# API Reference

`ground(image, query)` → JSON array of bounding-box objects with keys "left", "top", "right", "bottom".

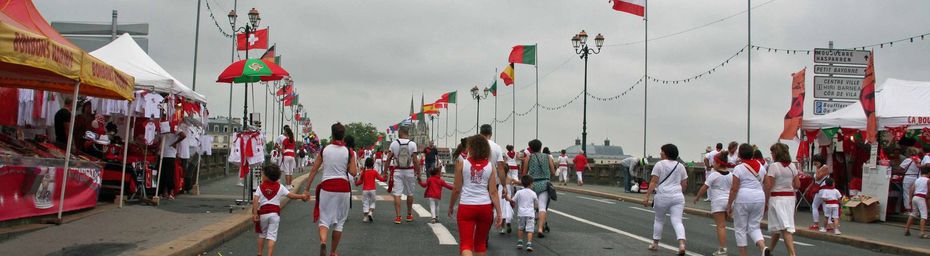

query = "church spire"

[{"left": 409, "top": 94, "right": 414, "bottom": 116}]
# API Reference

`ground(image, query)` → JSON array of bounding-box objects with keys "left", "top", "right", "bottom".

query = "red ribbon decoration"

[{"left": 885, "top": 125, "right": 909, "bottom": 142}]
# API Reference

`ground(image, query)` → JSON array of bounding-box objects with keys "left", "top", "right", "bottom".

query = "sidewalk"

[
  {"left": 0, "top": 168, "right": 309, "bottom": 256},
  {"left": 555, "top": 182, "right": 930, "bottom": 256}
]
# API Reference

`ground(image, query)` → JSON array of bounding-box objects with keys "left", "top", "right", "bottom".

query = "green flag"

[
  {"left": 489, "top": 80, "right": 498, "bottom": 97},
  {"left": 440, "top": 91, "right": 457, "bottom": 104}
]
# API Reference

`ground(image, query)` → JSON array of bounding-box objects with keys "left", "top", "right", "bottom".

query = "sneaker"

[
  {"left": 362, "top": 214, "right": 369, "bottom": 222},
  {"left": 526, "top": 242, "right": 534, "bottom": 252},
  {"left": 762, "top": 247, "right": 771, "bottom": 256},
  {"left": 516, "top": 240, "right": 523, "bottom": 249},
  {"left": 431, "top": 218, "right": 437, "bottom": 224},
  {"left": 499, "top": 227, "right": 506, "bottom": 234},
  {"left": 712, "top": 247, "right": 728, "bottom": 256},
  {"left": 406, "top": 215, "right": 414, "bottom": 222},
  {"left": 237, "top": 181, "right": 244, "bottom": 187},
  {"left": 834, "top": 229, "right": 842, "bottom": 235},
  {"left": 703, "top": 198, "right": 711, "bottom": 202},
  {"left": 819, "top": 227, "right": 827, "bottom": 232},
  {"left": 394, "top": 216, "right": 402, "bottom": 224}
]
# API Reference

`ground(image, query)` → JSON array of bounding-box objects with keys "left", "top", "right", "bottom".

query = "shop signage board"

[
  {"left": 813, "top": 48, "right": 871, "bottom": 65},
  {"left": 814, "top": 100, "right": 855, "bottom": 115},
  {"left": 814, "top": 76, "right": 863, "bottom": 99},
  {"left": 861, "top": 164, "right": 890, "bottom": 221},
  {"left": 814, "top": 65, "right": 867, "bottom": 76}
]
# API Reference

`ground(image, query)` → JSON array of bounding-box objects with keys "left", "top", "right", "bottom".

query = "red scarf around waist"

[{"left": 313, "top": 178, "right": 351, "bottom": 223}]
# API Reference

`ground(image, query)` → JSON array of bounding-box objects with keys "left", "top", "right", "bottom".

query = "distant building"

[
  {"left": 409, "top": 94, "right": 431, "bottom": 151},
  {"left": 564, "top": 138, "right": 631, "bottom": 164},
  {"left": 206, "top": 116, "right": 242, "bottom": 149}
]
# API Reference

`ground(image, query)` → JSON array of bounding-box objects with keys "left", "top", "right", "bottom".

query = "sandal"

[
  {"left": 320, "top": 243, "right": 327, "bottom": 256},
  {"left": 920, "top": 234, "right": 930, "bottom": 239},
  {"left": 647, "top": 244, "right": 658, "bottom": 251}
]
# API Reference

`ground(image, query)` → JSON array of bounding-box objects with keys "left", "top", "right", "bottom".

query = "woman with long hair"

[
  {"left": 694, "top": 151, "right": 733, "bottom": 256},
  {"left": 521, "top": 140, "right": 555, "bottom": 238},
  {"left": 808, "top": 154, "right": 831, "bottom": 231},
  {"left": 643, "top": 144, "right": 688, "bottom": 255},
  {"left": 302, "top": 123, "right": 358, "bottom": 256},
  {"left": 449, "top": 136, "right": 503, "bottom": 256},
  {"left": 727, "top": 143, "right": 770, "bottom": 256},
  {"left": 764, "top": 143, "right": 801, "bottom": 256},
  {"left": 280, "top": 126, "right": 298, "bottom": 189}
]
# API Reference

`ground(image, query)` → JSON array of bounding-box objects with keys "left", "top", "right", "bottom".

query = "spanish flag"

[{"left": 500, "top": 63, "right": 515, "bottom": 86}]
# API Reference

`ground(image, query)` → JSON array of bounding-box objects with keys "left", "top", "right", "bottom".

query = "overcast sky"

[{"left": 35, "top": 0, "right": 930, "bottom": 160}]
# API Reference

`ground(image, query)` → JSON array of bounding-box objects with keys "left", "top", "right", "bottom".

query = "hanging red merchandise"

[{"left": 0, "top": 88, "right": 18, "bottom": 126}]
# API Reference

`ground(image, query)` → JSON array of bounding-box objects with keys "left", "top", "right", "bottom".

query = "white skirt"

[{"left": 767, "top": 196, "right": 797, "bottom": 233}]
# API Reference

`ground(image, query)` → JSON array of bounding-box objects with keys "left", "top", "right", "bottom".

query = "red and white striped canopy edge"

[{"left": 612, "top": 0, "right": 645, "bottom": 17}]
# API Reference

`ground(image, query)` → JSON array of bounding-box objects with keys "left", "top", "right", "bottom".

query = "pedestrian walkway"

[
  {"left": 0, "top": 169, "right": 307, "bottom": 256},
  {"left": 555, "top": 183, "right": 930, "bottom": 256}
]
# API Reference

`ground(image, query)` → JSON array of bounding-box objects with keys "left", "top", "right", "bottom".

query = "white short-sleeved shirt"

[
  {"left": 901, "top": 158, "right": 921, "bottom": 176},
  {"left": 766, "top": 162, "right": 798, "bottom": 193},
  {"left": 513, "top": 188, "right": 538, "bottom": 217},
  {"left": 389, "top": 139, "right": 418, "bottom": 169},
  {"left": 915, "top": 177, "right": 929, "bottom": 196},
  {"left": 163, "top": 133, "right": 179, "bottom": 157},
  {"left": 705, "top": 150, "right": 720, "bottom": 168},
  {"left": 921, "top": 155, "right": 930, "bottom": 166},
  {"left": 142, "top": 93, "right": 164, "bottom": 118},
  {"left": 254, "top": 183, "right": 290, "bottom": 208},
  {"left": 176, "top": 124, "right": 191, "bottom": 159},
  {"left": 705, "top": 170, "right": 732, "bottom": 202},
  {"left": 727, "top": 153, "right": 740, "bottom": 165},
  {"left": 321, "top": 144, "right": 351, "bottom": 182},
  {"left": 733, "top": 161, "right": 767, "bottom": 204},
  {"left": 558, "top": 155, "right": 569, "bottom": 166},
  {"left": 487, "top": 139, "right": 504, "bottom": 168},
  {"left": 651, "top": 160, "right": 687, "bottom": 196},
  {"left": 459, "top": 158, "right": 493, "bottom": 206},
  {"left": 819, "top": 189, "right": 842, "bottom": 205}
]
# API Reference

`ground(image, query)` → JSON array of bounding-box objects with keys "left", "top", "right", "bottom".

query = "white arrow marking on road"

[
  {"left": 577, "top": 195, "right": 617, "bottom": 204},
  {"left": 711, "top": 225, "right": 815, "bottom": 247},
  {"left": 413, "top": 203, "right": 432, "bottom": 218},
  {"left": 629, "top": 207, "right": 689, "bottom": 219},
  {"left": 549, "top": 208, "right": 701, "bottom": 256},
  {"left": 428, "top": 223, "right": 458, "bottom": 245}
]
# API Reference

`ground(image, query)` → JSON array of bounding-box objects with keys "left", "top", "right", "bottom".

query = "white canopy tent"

[
  {"left": 802, "top": 78, "right": 930, "bottom": 130},
  {"left": 90, "top": 33, "right": 205, "bottom": 103}
]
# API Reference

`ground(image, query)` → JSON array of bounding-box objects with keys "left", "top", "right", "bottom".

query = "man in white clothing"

[{"left": 385, "top": 126, "right": 421, "bottom": 224}]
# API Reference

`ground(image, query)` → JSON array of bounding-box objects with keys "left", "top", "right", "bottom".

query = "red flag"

[
  {"left": 295, "top": 113, "right": 301, "bottom": 121},
  {"left": 236, "top": 28, "right": 269, "bottom": 50},
  {"left": 861, "top": 51, "right": 877, "bottom": 143},
  {"left": 276, "top": 83, "right": 292, "bottom": 96},
  {"left": 779, "top": 68, "right": 805, "bottom": 140},
  {"left": 611, "top": 0, "right": 645, "bottom": 17}
]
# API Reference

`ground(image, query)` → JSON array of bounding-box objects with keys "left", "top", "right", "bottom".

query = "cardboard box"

[{"left": 844, "top": 196, "right": 880, "bottom": 223}]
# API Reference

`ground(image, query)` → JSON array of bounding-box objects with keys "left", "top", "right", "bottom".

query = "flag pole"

[
  {"left": 455, "top": 103, "right": 458, "bottom": 144},
  {"left": 642, "top": 0, "right": 648, "bottom": 157},
  {"left": 535, "top": 43, "right": 539, "bottom": 139},
  {"left": 746, "top": 0, "right": 752, "bottom": 143},
  {"left": 494, "top": 68, "right": 498, "bottom": 139},
  {"left": 512, "top": 71, "right": 516, "bottom": 148},
  {"left": 445, "top": 106, "right": 449, "bottom": 149}
]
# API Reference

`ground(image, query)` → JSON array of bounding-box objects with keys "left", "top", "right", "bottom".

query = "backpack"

[{"left": 395, "top": 139, "right": 413, "bottom": 168}]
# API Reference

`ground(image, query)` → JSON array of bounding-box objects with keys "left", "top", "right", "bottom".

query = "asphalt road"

[{"left": 209, "top": 175, "right": 897, "bottom": 256}]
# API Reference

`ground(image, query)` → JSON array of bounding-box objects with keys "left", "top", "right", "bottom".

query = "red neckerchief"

[
  {"left": 330, "top": 140, "right": 346, "bottom": 146},
  {"left": 821, "top": 185, "right": 835, "bottom": 190},
  {"left": 779, "top": 161, "right": 791, "bottom": 167},
  {"left": 911, "top": 156, "right": 922, "bottom": 164},
  {"left": 743, "top": 159, "right": 762, "bottom": 176},
  {"left": 468, "top": 157, "right": 489, "bottom": 177},
  {"left": 259, "top": 181, "right": 280, "bottom": 200},
  {"left": 507, "top": 151, "right": 516, "bottom": 159}
]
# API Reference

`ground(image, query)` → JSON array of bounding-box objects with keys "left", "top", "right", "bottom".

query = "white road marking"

[
  {"left": 413, "top": 203, "right": 432, "bottom": 218},
  {"left": 428, "top": 223, "right": 458, "bottom": 245},
  {"left": 577, "top": 195, "right": 617, "bottom": 204},
  {"left": 711, "top": 225, "right": 815, "bottom": 247},
  {"left": 549, "top": 208, "right": 701, "bottom": 256},
  {"left": 377, "top": 181, "right": 388, "bottom": 187},
  {"left": 629, "top": 207, "right": 689, "bottom": 219}
]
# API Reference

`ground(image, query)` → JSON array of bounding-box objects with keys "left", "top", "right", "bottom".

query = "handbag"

[{"left": 547, "top": 182, "right": 558, "bottom": 201}]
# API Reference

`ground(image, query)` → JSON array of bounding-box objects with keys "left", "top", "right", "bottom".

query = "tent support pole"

[
  {"left": 57, "top": 81, "right": 82, "bottom": 223},
  {"left": 117, "top": 114, "right": 134, "bottom": 207}
]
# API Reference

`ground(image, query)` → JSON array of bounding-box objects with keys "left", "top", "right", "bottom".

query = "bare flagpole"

[
  {"left": 535, "top": 43, "right": 539, "bottom": 139},
  {"left": 494, "top": 68, "right": 498, "bottom": 139},
  {"left": 747, "top": 0, "right": 752, "bottom": 143},
  {"left": 642, "top": 0, "right": 648, "bottom": 156}
]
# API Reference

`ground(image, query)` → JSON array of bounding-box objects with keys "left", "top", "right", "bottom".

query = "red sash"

[
  {"left": 313, "top": 179, "right": 351, "bottom": 223},
  {"left": 771, "top": 191, "right": 795, "bottom": 197},
  {"left": 824, "top": 200, "right": 840, "bottom": 205},
  {"left": 916, "top": 194, "right": 927, "bottom": 199}
]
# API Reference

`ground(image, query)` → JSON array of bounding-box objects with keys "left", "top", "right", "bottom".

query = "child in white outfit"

[
  {"left": 817, "top": 178, "right": 843, "bottom": 235},
  {"left": 253, "top": 165, "right": 307, "bottom": 256},
  {"left": 512, "top": 175, "right": 539, "bottom": 252}
]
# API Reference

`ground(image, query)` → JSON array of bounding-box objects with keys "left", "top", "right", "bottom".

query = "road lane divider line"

[
  {"left": 549, "top": 208, "right": 701, "bottom": 256},
  {"left": 711, "top": 225, "right": 815, "bottom": 247},
  {"left": 428, "top": 223, "right": 458, "bottom": 245},
  {"left": 413, "top": 203, "right": 432, "bottom": 218},
  {"left": 629, "top": 207, "right": 689, "bottom": 219},
  {"left": 577, "top": 195, "right": 617, "bottom": 204}
]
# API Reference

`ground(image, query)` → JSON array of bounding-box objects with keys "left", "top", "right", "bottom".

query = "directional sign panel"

[
  {"left": 814, "top": 100, "right": 855, "bottom": 115},
  {"left": 814, "top": 48, "right": 871, "bottom": 65},
  {"left": 814, "top": 76, "right": 863, "bottom": 100},
  {"left": 813, "top": 65, "right": 867, "bottom": 76}
]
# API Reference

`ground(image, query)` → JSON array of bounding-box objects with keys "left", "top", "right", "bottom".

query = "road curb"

[
  {"left": 555, "top": 185, "right": 930, "bottom": 256},
  {"left": 138, "top": 171, "right": 312, "bottom": 256}
]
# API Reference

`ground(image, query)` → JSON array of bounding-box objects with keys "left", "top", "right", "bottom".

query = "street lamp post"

[
  {"left": 571, "top": 30, "right": 604, "bottom": 155},
  {"left": 470, "top": 86, "right": 489, "bottom": 134},
  {"left": 228, "top": 8, "right": 261, "bottom": 130}
]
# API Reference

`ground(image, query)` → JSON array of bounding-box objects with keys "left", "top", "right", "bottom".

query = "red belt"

[
  {"left": 824, "top": 200, "right": 840, "bottom": 204},
  {"left": 313, "top": 179, "right": 351, "bottom": 223},
  {"left": 559, "top": 164, "right": 568, "bottom": 167},
  {"left": 916, "top": 194, "right": 927, "bottom": 198},
  {"left": 508, "top": 166, "right": 519, "bottom": 170},
  {"left": 771, "top": 191, "right": 795, "bottom": 197}
]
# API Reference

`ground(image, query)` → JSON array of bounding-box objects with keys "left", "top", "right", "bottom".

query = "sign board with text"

[
  {"left": 814, "top": 48, "right": 871, "bottom": 65},
  {"left": 814, "top": 65, "right": 867, "bottom": 76},
  {"left": 814, "top": 76, "right": 863, "bottom": 99},
  {"left": 814, "top": 100, "right": 855, "bottom": 115}
]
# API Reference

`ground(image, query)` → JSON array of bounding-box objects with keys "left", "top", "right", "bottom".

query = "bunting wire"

[
  {"left": 752, "top": 31, "right": 930, "bottom": 53},
  {"left": 514, "top": 104, "right": 537, "bottom": 117},
  {"left": 539, "top": 90, "right": 584, "bottom": 110},
  {"left": 587, "top": 77, "right": 645, "bottom": 102},
  {"left": 647, "top": 45, "right": 748, "bottom": 85},
  {"left": 205, "top": 0, "right": 234, "bottom": 38},
  {"left": 494, "top": 112, "right": 513, "bottom": 124}
]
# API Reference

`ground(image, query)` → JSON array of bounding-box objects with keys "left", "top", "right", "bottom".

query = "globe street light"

[
  {"left": 471, "top": 86, "right": 490, "bottom": 134},
  {"left": 571, "top": 30, "right": 604, "bottom": 155},
  {"left": 228, "top": 8, "right": 261, "bottom": 130}
]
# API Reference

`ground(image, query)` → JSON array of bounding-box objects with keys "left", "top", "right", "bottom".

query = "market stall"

[{"left": 0, "top": 0, "right": 134, "bottom": 222}]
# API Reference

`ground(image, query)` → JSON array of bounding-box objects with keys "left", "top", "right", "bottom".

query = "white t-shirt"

[
  {"left": 459, "top": 158, "right": 493, "bottom": 205},
  {"left": 651, "top": 160, "right": 687, "bottom": 196},
  {"left": 254, "top": 183, "right": 290, "bottom": 208},
  {"left": 727, "top": 152, "right": 740, "bottom": 165},
  {"left": 487, "top": 139, "right": 504, "bottom": 169},
  {"left": 705, "top": 150, "right": 720, "bottom": 169},
  {"left": 389, "top": 139, "right": 418, "bottom": 169},
  {"left": 176, "top": 123, "right": 191, "bottom": 159},
  {"left": 513, "top": 188, "right": 538, "bottom": 217},
  {"left": 901, "top": 158, "right": 921, "bottom": 176},
  {"left": 557, "top": 155, "right": 569, "bottom": 166},
  {"left": 705, "top": 170, "right": 732, "bottom": 202},
  {"left": 732, "top": 161, "right": 767, "bottom": 204},
  {"left": 818, "top": 189, "right": 842, "bottom": 206},
  {"left": 766, "top": 163, "right": 798, "bottom": 193},
  {"left": 922, "top": 155, "right": 930, "bottom": 166},
  {"left": 321, "top": 144, "right": 351, "bottom": 182},
  {"left": 914, "top": 176, "right": 929, "bottom": 196},
  {"left": 142, "top": 93, "right": 164, "bottom": 118},
  {"left": 163, "top": 133, "right": 179, "bottom": 157}
]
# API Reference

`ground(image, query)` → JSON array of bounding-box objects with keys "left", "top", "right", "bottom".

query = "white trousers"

[
  {"left": 429, "top": 198, "right": 439, "bottom": 217},
  {"left": 912, "top": 196, "right": 928, "bottom": 219},
  {"left": 652, "top": 195, "right": 686, "bottom": 241},
  {"left": 497, "top": 186, "right": 514, "bottom": 222},
  {"left": 258, "top": 213, "right": 280, "bottom": 241},
  {"left": 904, "top": 176, "right": 918, "bottom": 211},
  {"left": 811, "top": 192, "right": 824, "bottom": 223},
  {"left": 362, "top": 190, "right": 376, "bottom": 213},
  {"left": 733, "top": 202, "right": 765, "bottom": 247},
  {"left": 576, "top": 171, "right": 584, "bottom": 183},
  {"left": 280, "top": 156, "right": 296, "bottom": 175},
  {"left": 318, "top": 190, "right": 350, "bottom": 232},
  {"left": 558, "top": 167, "right": 568, "bottom": 182}
]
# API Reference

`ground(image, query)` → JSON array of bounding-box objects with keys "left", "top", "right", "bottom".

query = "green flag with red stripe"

[{"left": 508, "top": 45, "right": 536, "bottom": 65}]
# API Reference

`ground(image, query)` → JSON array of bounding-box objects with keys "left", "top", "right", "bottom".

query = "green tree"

[{"left": 344, "top": 122, "right": 382, "bottom": 149}]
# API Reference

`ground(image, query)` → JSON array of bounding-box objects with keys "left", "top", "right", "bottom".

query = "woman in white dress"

[{"left": 764, "top": 143, "right": 801, "bottom": 256}]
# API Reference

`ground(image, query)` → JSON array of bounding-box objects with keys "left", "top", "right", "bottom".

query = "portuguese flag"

[
  {"left": 508, "top": 45, "right": 536, "bottom": 65},
  {"left": 500, "top": 63, "right": 515, "bottom": 86},
  {"left": 438, "top": 91, "right": 457, "bottom": 104},
  {"left": 489, "top": 79, "right": 498, "bottom": 97}
]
